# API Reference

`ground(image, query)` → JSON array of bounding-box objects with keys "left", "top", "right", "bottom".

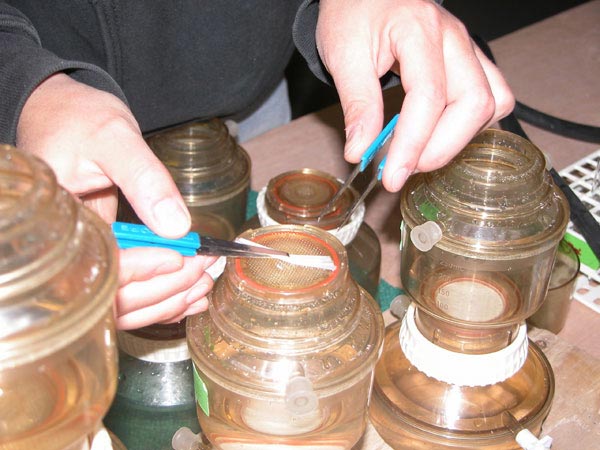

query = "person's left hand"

[{"left": 316, "top": 0, "right": 515, "bottom": 192}]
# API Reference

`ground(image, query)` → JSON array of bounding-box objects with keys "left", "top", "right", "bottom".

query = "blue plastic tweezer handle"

[
  {"left": 358, "top": 113, "right": 399, "bottom": 171},
  {"left": 111, "top": 222, "right": 289, "bottom": 258},
  {"left": 112, "top": 222, "right": 200, "bottom": 256}
]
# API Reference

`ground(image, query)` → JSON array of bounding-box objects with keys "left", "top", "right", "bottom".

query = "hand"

[
  {"left": 16, "top": 73, "right": 191, "bottom": 234},
  {"left": 316, "top": 0, "right": 515, "bottom": 192},
  {"left": 115, "top": 248, "right": 216, "bottom": 330},
  {"left": 16, "top": 73, "right": 213, "bottom": 329}
]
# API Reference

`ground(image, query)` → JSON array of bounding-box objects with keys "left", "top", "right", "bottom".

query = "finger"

[
  {"left": 381, "top": 28, "right": 447, "bottom": 192},
  {"left": 81, "top": 186, "right": 119, "bottom": 224},
  {"left": 116, "top": 273, "right": 214, "bottom": 330},
  {"left": 474, "top": 46, "right": 516, "bottom": 122},
  {"left": 414, "top": 34, "right": 496, "bottom": 172},
  {"left": 98, "top": 133, "right": 191, "bottom": 238},
  {"left": 116, "top": 254, "right": 214, "bottom": 315},
  {"left": 117, "top": 247, "right": 184, "bottom": 285},
  {"left": 326, "top": 41, "right": 385, "bottom": 164},
  {"left": 160, "top": 297, "right": 209, "bottom": 324}
]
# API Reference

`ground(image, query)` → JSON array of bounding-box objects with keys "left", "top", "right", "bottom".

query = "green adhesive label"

[
  {"left": 193, "top": 364, "right": 210, "bottom": 417},
  {"left": 565, "top": 231, "right": 600, "bottom": 270},
  {"left": 417, "top": 200, "right": 439, "bottom": 221}
]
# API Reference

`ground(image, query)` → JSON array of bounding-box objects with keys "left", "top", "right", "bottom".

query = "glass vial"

[
  {"left": 0, "top": 145, "right": 119, "bottom": 450},
  {"left": 187, "top": 225, "right": 384, "bottom": 449},
  {"left": 245, "top": 168, "right": 381, "bottom": 298}
]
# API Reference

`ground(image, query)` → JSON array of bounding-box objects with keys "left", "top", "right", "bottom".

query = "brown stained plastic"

[
  {"left": 247, "top": 168, "right": 381, "bottom": 298},
  {"left": 370, "top": 321, "right": 554, "bottom": 450},
  {"left": 369, "top": 130, "right": 570, "bottom": 449},
  {"left": 528, "top": 239, "right": 580, "bottom": 334},
  {"left": 187, "top": 225, "right": 384, "bottom": 449},
  {"left": 119, "top": 118, "right": 249, "bottom": 240},
  {"left": 111, "top": 119, "right": 249, "bottom": 449},
  {"left": 0, "top": 145, "right": 119, "bottom": 449},
  {"left": 147, "top": 119, "right": 250, "bottom": 238}
]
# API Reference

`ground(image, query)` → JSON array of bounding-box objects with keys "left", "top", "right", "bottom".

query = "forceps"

[
  {"left": 112, "top": 221, "right": 289, "bottom": 258},
  {"left": 318, "top": 114, "right": 400, "bottom": 226}
]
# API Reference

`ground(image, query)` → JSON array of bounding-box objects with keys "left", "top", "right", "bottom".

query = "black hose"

[
  {"left": 473, "top": 34, "right": 600, "bottom": 262},
  {"left": 471, "top": 34, "right": 600, "bottom": 143},
  {"left": 514, "top": 101, "right": 600, "bottom": 144}
]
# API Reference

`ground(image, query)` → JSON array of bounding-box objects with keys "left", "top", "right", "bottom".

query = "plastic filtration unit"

[{"left": 370, "top": 129, "right": 569, "bottom": 449}]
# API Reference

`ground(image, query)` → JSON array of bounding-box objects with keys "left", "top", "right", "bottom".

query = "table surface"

[{"left": 242, "top": 1, "right": 600, "bottom": 448}]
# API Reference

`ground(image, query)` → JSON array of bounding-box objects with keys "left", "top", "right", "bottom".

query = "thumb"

[{"left": 102, "top": 134, "right": 191, "bottom": 238}]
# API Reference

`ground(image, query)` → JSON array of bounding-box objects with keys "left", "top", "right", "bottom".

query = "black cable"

[
  {"left": 514, "top": 101, "right": 600, "bottom": 144},
  {"left": 473, "top": 34, "right": 600, "bottom": 262},
  {"left": 471, "top": 34, "right": 600, "bottom": 143}
]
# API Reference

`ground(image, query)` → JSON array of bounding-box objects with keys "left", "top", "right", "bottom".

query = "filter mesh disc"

[{"left": 236, "top": 231, "right": 338, "bottom": 291}]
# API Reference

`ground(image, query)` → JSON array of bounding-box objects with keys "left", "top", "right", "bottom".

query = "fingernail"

[
  {"left": 152, "top": 198, "right": 191, "bottom": 237},
  {"left": 344, "top": 123, "right": 363, "bottom": 157},
  {"left": 184, "top": 299, "right": 209, "bottom": 316},
  {"left": 185, "top": 283, "right": 211, "bottom": 305},
  {"left": 391, "top": 168, "right": 410, "bottom": 192}
]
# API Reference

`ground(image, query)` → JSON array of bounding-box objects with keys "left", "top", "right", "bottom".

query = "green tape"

[
  {"left": 377, "top": 280, "right": 405, "bottom": 311},
  {"left": 564, "top": 231, "right": 600, "bottom": 270},
  {"left": 193, "top": 364, "right": 210, "bottom": 417},
  {"left": 417, "top": 200, "right": 439, "bottom": 221},
  {"left": 246, "top": 190, "right": 258, "bottom": 220}
]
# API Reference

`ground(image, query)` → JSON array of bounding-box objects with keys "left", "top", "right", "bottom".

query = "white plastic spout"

[
  {"left": 515, "top": 429, "right": 553, "bottom": 450},
  {"left": 285, "top": 375, "right": 319, "bottom": 415},
  {"left": 389, "top": 294, "right": 411, "bottom": 320},
  {"left": 410, "top": 221, "right": 442, "bottom": 252},
  {"left": 172, "top": 427, "right": 212, "bottom": 450}
]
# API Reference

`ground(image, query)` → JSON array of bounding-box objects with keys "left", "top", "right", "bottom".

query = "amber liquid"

[
  {"left": 195, "top": 370, "right": 374, "bottom": 450},
  {"left": 369, "top": 321, "right": 553, "bottom": 450},
  {"left": 0, "top": 319, "right": 117, "bottom": 450}
]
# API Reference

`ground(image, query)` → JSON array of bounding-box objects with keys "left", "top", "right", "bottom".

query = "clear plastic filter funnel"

[
  {"left": 186, "top": 225, "right": 384, "bottom": 450},
  {"left": 0, "top": 145, "right": 119, "bottom": 449},
  {"left": 250, "top": 168, "right": 382, "bottom": 298},
  {"left": 370, "top": 129, "right": 570, "bottom": 449}
]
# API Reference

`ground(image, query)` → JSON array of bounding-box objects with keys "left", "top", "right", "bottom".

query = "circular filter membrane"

[{"left": 234, "top": 228, "right": 341, "bottom": 292}]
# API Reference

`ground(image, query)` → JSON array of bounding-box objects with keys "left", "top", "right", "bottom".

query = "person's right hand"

[{"left": 16, "top": 73, "right": 215, "bottom": 329}]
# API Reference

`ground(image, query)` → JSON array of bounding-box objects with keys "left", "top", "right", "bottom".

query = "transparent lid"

[
  {"left": 265, "top": 169, "right": 357, "bottom": 230},
  {"left": 0, "top": 145, "right": 118, "bottom": 368},
  {"left": 401, "top": 129, "right": 569, "bottom": 259},
  {"left": 146, "top": 119, "right": 250, "bottom": 201},
  {"left": 187, "top": 224, "right": 384, "bottom": 395}
]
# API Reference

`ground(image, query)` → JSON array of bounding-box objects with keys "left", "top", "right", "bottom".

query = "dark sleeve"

[
  {"left": 293, "top": 0, "right": 442, "bottom": 88},
  {"left": 0, "top": 3, "right": 127, "bottom": 144}
]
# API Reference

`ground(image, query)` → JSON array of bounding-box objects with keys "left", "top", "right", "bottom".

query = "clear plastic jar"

[
  {"left": 370, "top": 318, "right": 554, "bottom": 450},
  {"left": 108, "top": 118, "right": 250, "bottom": 447},
  {"left": 245, "top": 168, "right": 381, "bottom": 298},
  {"left": 146, "top": 118, "right": 250, "bottom": 237},
  {"left": 187, "top": 225, "right": 384, "bottom": 449},
  {"left": 103, "top": 322, "right": 199, "bottom": 450},
  {"left": 0, "top": 145, "right": 119, "bottom": 449},
  {"left": 370, "top": 129, "right": 569, "bottom": 449},
  {"left": 118, "top": 118, "right": 249, "bottom": 239}
]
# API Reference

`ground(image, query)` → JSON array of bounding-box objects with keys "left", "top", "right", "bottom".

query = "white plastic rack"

[{"left": 558, "top": 149, "right": 600, "bottom": 314}]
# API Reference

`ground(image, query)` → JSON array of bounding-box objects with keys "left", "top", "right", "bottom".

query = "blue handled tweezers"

[
  {"left": 318, "top": 114, "right": 399, "bottom": 224},
  {"left": 112, "top": 222, "right": 289, "bottom": 258}
]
